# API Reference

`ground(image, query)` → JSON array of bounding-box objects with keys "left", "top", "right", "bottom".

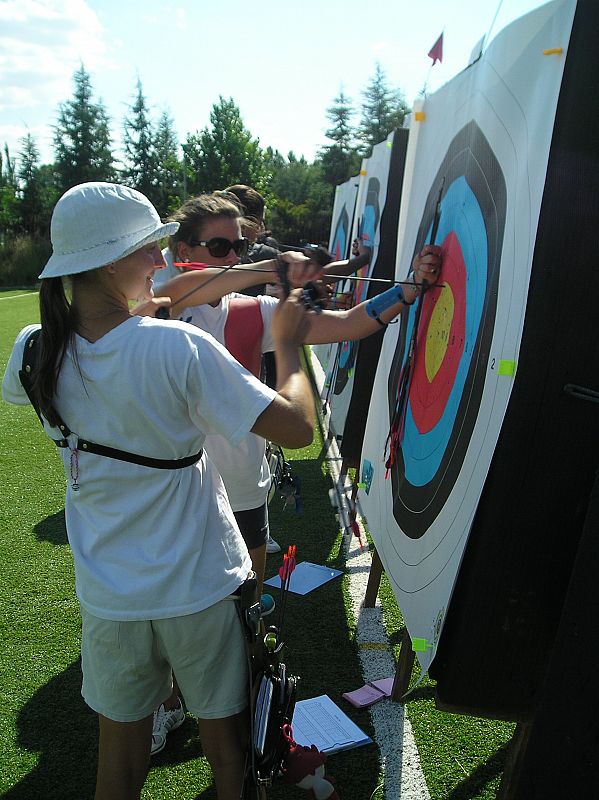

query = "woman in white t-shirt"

[{"left": 1, "top": 182, "right": 314, "bottom": 800}]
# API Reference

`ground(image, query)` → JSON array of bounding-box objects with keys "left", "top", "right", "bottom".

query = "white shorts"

[{"left": 80, "top": 597, "right": 248, "bottom": 721}]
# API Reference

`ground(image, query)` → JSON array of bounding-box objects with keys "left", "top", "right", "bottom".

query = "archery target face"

[
  {"left": 331, "top": 207, "right": 349, "bottom": 262},
  {"left": 334, "top": 177, "right": 381, "bottom": 395},
  {"left": 327, "top": 176, "right": 359, "bottom": 259},
  {"left": 388, "top": 121, "right": 505, "bottom": 537},
  {"left": 314, "top": 178, "right": 360, "bottom": 376}
]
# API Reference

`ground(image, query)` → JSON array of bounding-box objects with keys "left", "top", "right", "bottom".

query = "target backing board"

[
  {"left": 359, "top": 0, "right": 577, "bottom": 674},
  {"left": 325, "top": 130, "right": 409, "bottom": 456},
  {"left": 431, "top": 0, "right": 599, "bottom": 719}
]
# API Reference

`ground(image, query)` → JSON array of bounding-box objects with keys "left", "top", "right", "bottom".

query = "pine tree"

[
  {"left": 183, "top": 97, "right": 265, "bottom": 195},
  {"left": 357, "top": 63, "right": 410, "bottom": 155},
  {"left": 53, "top": 64, "right": 115, "bottom": 193},
  {"left": 17, "top": 134, "right": 58, "bottom": 238},
  {"left": 0, "top": 144, "right": 20, "bottom": 240},
  {"left": 318, "top": 88, "right": 361, "bottom": 187},
  {"left": 18, "top": 133, "right": 42, "bottom": 236},
  {"left": 153, "top": 111, "right": 184, "bottom": 217},
  {"left": 325, "top": 89, "right": 355, "bottom": 152},
  {"left": 122, "top": 79, "right": 158, "bottom": 202}
]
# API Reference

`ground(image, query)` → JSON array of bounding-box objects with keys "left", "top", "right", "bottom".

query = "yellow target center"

[{"left": 425, "top": 284, "right": 454, "bottom": 383}]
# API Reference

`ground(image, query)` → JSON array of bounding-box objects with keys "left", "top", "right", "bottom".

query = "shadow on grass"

[
  {"left": 445, "top": 742, "right": 510, "bottom": 800},
  {"left": 4, "top": 660, "right": 210, "bottom": 800},
  {"left": 3, "top": 660, "right": 97, "bottom": 800},
  {"left": 404, "top": 685, "right": 437, "bottom": 703},
  {"left": 33, "top": 509, "right": 67, "bottom": 546},
  {"left": 194, "top": 787, "right": 217, "bottom": 800}
]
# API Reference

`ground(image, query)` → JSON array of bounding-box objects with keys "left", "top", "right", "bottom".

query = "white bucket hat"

[{"left": 39, "top": 182, "right": 179, "bottom": 279}]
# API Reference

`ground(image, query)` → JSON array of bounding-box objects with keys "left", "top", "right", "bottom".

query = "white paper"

[
  {"left": 291, "top": 694, "right": 372, "bottom": 754},
  {"left": 263, "top": 561, "right": 343, "bottom": 596}
]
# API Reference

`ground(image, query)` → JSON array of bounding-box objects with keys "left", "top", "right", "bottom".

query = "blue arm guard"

[{"left": 365, "top": 284, "right": 406, "bottom": 326}]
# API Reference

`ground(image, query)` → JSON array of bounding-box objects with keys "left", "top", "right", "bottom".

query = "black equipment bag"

[
  {"left": 252, "top": 660, "right": 298, "bottom": 781},
  {"left": 237, "top": 572, "right": 299, "bottom": 798}
]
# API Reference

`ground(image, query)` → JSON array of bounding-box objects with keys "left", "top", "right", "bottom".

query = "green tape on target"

[
  {"left": 412, "top": 637, "right": 433, "bottom": 652},
  {"left": 498, "top": 359, "right": 516, "bottom": 376}
]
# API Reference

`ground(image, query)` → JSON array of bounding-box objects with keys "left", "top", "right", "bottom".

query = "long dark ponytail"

[{"left": 31, "top": 277, "right": 80, "bottom": 427}]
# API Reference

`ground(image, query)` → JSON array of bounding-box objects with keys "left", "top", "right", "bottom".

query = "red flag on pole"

[{"left": 428, "top": 32, "right": 443, "bottom": 65}]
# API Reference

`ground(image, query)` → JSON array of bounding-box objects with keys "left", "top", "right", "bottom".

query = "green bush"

[{"left": 0, "top": 236, "right": 51, "bottom": 287}]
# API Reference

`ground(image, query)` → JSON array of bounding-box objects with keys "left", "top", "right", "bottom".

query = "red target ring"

[{"left": 411, "top": 231, "right": 467, "bottom": 434}]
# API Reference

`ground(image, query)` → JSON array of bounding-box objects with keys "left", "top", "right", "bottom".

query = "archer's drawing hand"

[
  {"left": 272, "top": 288, "right": 311, "bottom": 347},
  {"left": 413, "top": 244, "right": 442, "bottom": 285},
  {"left": 282, "top": 251, "right": 323, "bottom": 288},
  {"left": 270, "top": 252, "right": 323, "bottom": 297}
]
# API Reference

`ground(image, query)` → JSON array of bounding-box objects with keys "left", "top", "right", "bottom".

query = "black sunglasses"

[{"left": 188, "top": 236, "right": 249, "bottom": 259}]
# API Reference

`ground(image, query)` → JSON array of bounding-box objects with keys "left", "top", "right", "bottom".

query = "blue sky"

[{"left": 0, "top": 0, "right": 547, "bottom": 167}]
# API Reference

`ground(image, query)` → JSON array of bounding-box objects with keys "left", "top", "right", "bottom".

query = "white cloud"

[
  {"left": 0, "top": 0, "right": 59, "bottom": 23},
  {"left": 371, "top": 41, "right": 388, "bottom": 54},
  {"left": 163, "top": 5, "right": 188, "bottom": 30},
  {"left": 0, "top": 121, "right": 52, "bottom": 156},
  {"left": 0, "top": 0, "right": 112, "bottom": 114}
]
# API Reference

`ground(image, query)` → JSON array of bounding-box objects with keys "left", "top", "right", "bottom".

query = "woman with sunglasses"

[
  {"left": 2, "top": 182, "right": 314, "bottom": 800},
  {"left": 160, "top": 193, "right": 441, "bottom": 601},
  {"left": 151, "top": 192, "right": 254, "bottom": 292},
  {"left": 163, "top": 193, "right": 292, "bottom": 603}
]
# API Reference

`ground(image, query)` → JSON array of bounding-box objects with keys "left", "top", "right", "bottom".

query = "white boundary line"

[
  {"left": 308, "top": 348, "right": 430, "bottom": 800},
  {"left": 0, "top": 291, "right": 38, "bottom": 301}
]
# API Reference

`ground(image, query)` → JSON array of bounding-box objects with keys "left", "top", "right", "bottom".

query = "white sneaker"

[
  {"left": 266, "top": 534, "right": 281, "bottom": 554},
  {"left": 151, "top": 699, "right": 186, "bottom": 756}
]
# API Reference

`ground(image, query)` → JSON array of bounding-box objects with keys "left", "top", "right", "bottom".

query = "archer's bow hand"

[
  {"left": 413, "top": 244, "right": 443, "bottom": 287},
  {"left": 272, "top": 288, "right": 311, "bottom": 348}
]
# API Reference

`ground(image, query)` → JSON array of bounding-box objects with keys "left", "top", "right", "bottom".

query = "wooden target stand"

[
  {"left": 362, "top": 541, "right": 416, "bottom": 702},
  {"left": 340, "top": 453, "right": 417, "bottom": 704}
]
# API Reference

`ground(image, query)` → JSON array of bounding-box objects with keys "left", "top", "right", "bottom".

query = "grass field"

[{"left": 0, "top": 289, "right": 514, "bottom": 799}]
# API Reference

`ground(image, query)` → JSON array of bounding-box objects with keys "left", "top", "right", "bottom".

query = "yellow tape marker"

[
  {"left": 360, "top": 169, "right": 367, "bottom": 176},
  {"left": 387, "top": 140, "right": 393, "bottom": 148},
  {"left": 543, "top": 47, "right": 563, "bottom": 55},
  {"left": 359, "top": 642, "right": 390, "bottom": 651},
  {"left": 498, "top": 359, "right": 516, "bottom": 377},
  {"left": 414, "top": 111, "right": 426, "bottom": 122}
]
